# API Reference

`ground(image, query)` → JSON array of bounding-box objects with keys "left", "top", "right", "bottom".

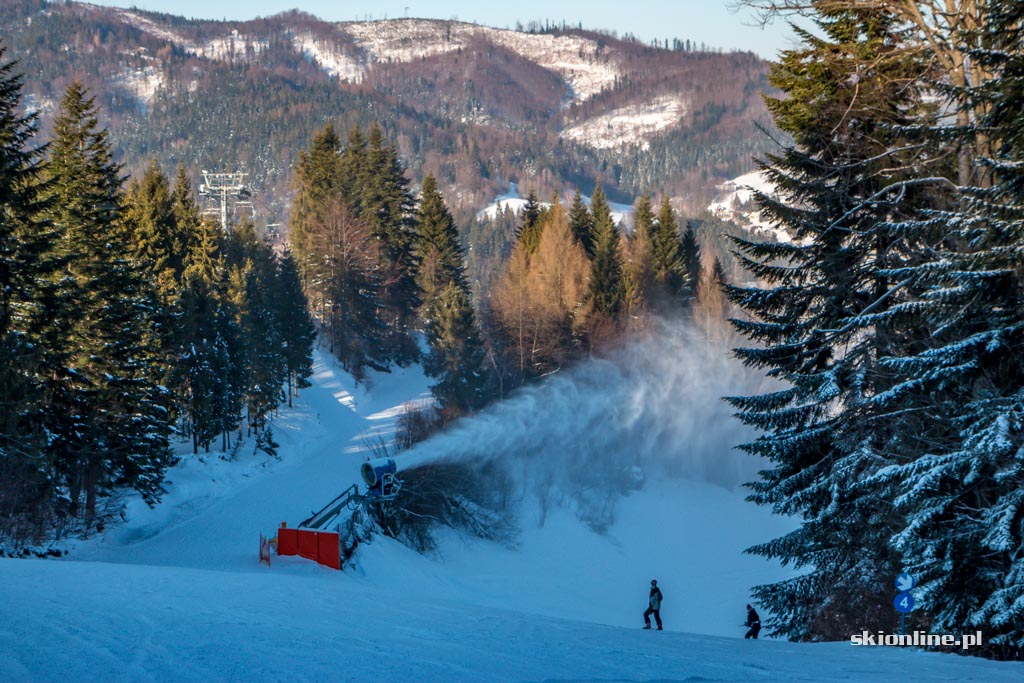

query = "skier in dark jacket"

[
  {"left": 643, "top": 580, "right": 663, "bottom": 630},
  {"left": 744, "top": 604, "right": 761, "bottom": 639}
]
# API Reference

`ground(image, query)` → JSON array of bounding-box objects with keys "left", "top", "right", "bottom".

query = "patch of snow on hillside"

[
  {"left": 190, "top": 31, "right": 268, "bottom": 61},
  {"left": 22, "top": 93, "right": 56, "bottom": 116},
  {"left": 485, "top": 31, "right": 617, "bottom": 101},
  {"left": 709, "top": 170, "right": 792, "bottom": 243},
  {"left": 344, "top": 19, "right": 469, "bottom": 63},
  {"left": 561, "top": 95, "right": 687, "bottom": 150},
  {"left": 342, "top": 20, "right": 617, "bottom": 102},
  {"left": 112, "top": 65, "right": 164, "bottom": 110},
  {"left": 115, "top": 9, "right": 191, "bottom": 47},
  {"left": 116, "top": 11, "right": 266, "bottom": 62},
  {"left": 477, "top": 183, "right": 632, "bottom": 227},
  {"left": 477, "top": 197, "right": 533, "bottom": 221},
  {"left": 291, "top": 33, "right": 365, "bottom": 81}
]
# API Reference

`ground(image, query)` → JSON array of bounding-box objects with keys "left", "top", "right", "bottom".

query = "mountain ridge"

[{"left": 2, "top": 0, "right": 777, "bottom": 225}]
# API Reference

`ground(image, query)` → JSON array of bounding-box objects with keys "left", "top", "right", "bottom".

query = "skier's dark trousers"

[
  {"left": 643, "top": 580, "right": 663, "bottom": 630},
  {"left": 744, "top": 604, "right": 761, "bottom": 639}
]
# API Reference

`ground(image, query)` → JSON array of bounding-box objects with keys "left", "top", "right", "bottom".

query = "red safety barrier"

[
  {"left": 297, "top": 529, "right": 319, "bottom": 562},
  {"left": 317, "top": 531, "right": 341, "bottom": 570},
  {"left": 275, "top": 526, "right": 340, "bottom": 570},
  {"left": 277, "top": 527, "right": 297, "bottom": 556}
]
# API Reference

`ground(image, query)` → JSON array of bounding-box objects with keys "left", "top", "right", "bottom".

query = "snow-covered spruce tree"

[
  {"left": 0, "top": 43, "right": 59, "bottom": 541},
  {"left": 875, "top": 1, "right": 1024, "bottom": 658},
  {"left": 725, "top": 9, "right": 943, "bottom": 640},
  {"left": 42, "top": 82, "right": 172, "bottom": 517}
]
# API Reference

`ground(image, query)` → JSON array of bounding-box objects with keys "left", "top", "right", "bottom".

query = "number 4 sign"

[{"left": 894, "top": 591, "right": 914, "bottom": 613}]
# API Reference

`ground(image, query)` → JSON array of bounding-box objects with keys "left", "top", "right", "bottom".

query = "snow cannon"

[{"left": 361, "top": 457, "right": 401, "bottom": 500}]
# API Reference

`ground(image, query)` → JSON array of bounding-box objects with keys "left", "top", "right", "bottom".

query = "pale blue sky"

[{"left": 87, "top": 0, "right": 795, "bottom": 58}]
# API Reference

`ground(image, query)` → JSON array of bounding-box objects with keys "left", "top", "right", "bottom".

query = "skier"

[
  {"left": 744, "top": 603, "right": 761, "bottom": 639},
  {"left": 643, "top": 579, "right": 663, "bottom": 630}
]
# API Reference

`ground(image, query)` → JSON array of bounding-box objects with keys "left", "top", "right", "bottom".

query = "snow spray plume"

[{"left": 401, "top": 318, "right": 768, "bottom": 526}]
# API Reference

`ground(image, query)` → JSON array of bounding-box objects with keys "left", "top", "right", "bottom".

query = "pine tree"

[
  {"left": 724, "top": 10, "right": 939, "bottom": 640},
  {"left": 416, "top": 174, "right": 468, "bottom": 323},
  {"left": 124, "top": 159, "right": 185, "bottom": 410},
  {"left": 171, "top": 164, "right": 200, "bottom": 260},
  {"left": 339, "top": 125, "right": 368, "bottom": 212},
  {"left": 173, "top": 217, "right": 233, "bottom": 453},
  {"left": 290, "top": 123, "right": 342, "bottom": 297},
  {"left": 290, "top": 124, "right": 393, "bottom": 379},
  {"left": 568, "top": 188, "right": 595, "bottom": 258},
  {"left": 225, "top": 221, "right": 288, "bottom": 433},
  {"left": 125, "top": 159, "right": 180, "bottom": 289},
  {"left": 273, "top": 251, "right": 315, "bottom": 407},
  {"left": 623, "top": 194, "right": 656, "bottom": 317},
  {"left": 516, "top": 189, "right": 544, "bottom": 255},
  {"left": 0, "top": 42, "right": 57, "bottom": 537},
  {"left": 423, "top": 281, "right": 486, "bottom": 413},
  {"left": 415, "top": 175, "right": 487, "bottom": 412},
  {"left": 587, "top": 184, "right": 625, "bottom": 317},
  {"left": 651, "top": 196, "right": 687, "bottom": 304},
  {"left": 43, "top": 81, "right": 172, "bottom": 515},
  {"left": 362, "top": 123, "right": 419, "bottom": 365},
  {"left": 680, "top": 220, "right": 702, "bottom": 301}
]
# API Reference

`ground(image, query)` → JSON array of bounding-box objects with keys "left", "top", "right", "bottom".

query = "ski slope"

[
  {"left": 2, "top": 343, "right": 1022, "bottom": 680},
  {"left": 4, "top": 556, "right": 1019, "bottom": 682}
]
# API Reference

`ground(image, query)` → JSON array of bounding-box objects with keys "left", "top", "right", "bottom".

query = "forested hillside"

[{"left": 0, "top": 0, "right": 775, "bottom": 221}]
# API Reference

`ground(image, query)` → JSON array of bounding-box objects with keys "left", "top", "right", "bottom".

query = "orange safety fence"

[{"left": 274, "top": 524, "right": 340, "bottom": 570}]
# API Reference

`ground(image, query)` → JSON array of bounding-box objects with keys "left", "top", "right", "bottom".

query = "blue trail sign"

[{"left": 894, "top": 591, "right": 915, "bottom": 614}]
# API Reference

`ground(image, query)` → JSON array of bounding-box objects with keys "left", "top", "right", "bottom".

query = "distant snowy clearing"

[
  {"left": 342, "top": 19, "right": 618, "bottom": 101},
  {"left": 709, "top": 170, "right": 794, "bottom": 243},
  {"left": 561, "top": 95, "right": 688, "bottom": 150},
  {"left": 477, "top": 183, "right": 633, "bottom": 227}
]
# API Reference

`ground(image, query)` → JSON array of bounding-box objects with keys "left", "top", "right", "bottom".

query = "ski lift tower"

[{"left": 199, "top": 170, "right": 253, "bottom": 232}]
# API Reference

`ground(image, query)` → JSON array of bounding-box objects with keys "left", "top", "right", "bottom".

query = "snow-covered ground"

[
  {"left": 477, "top": 183, "right": 634, "bottom": 228},
  {"left": 113, "top": 11, "right": 619, "bottom": 102},
  {"left": 561, "top": 95, "right": 688, "bottom": 150},
  {"left": 708, "top": 170, "right": 793, "bottom": 243},
  {"left": 2, "top": 335, "right": 1021, "bottom": 680},
  {"left": 115, "top": 10, "right": 267, "bottom": 62},
  {"left": 290, "top": 32, "right": 364, "bottom": 82},
  {"left": 112, "top": 65, "right": 164, "bottom": 111},
  {"left": 4, "top": 556, "right": 1019, "bottom": 682},
  {"left": 342, "top": 19, "right": 617, "bottom": 102}
]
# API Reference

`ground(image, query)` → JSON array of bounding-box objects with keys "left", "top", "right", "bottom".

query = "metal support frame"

[{"left": 198, "top": 170, "right": 253, "bottom": 232}]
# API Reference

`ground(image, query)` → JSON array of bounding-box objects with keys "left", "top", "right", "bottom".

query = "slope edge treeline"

[{"left": 0, "top": 46, "right": 315, "bottom": 550}]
